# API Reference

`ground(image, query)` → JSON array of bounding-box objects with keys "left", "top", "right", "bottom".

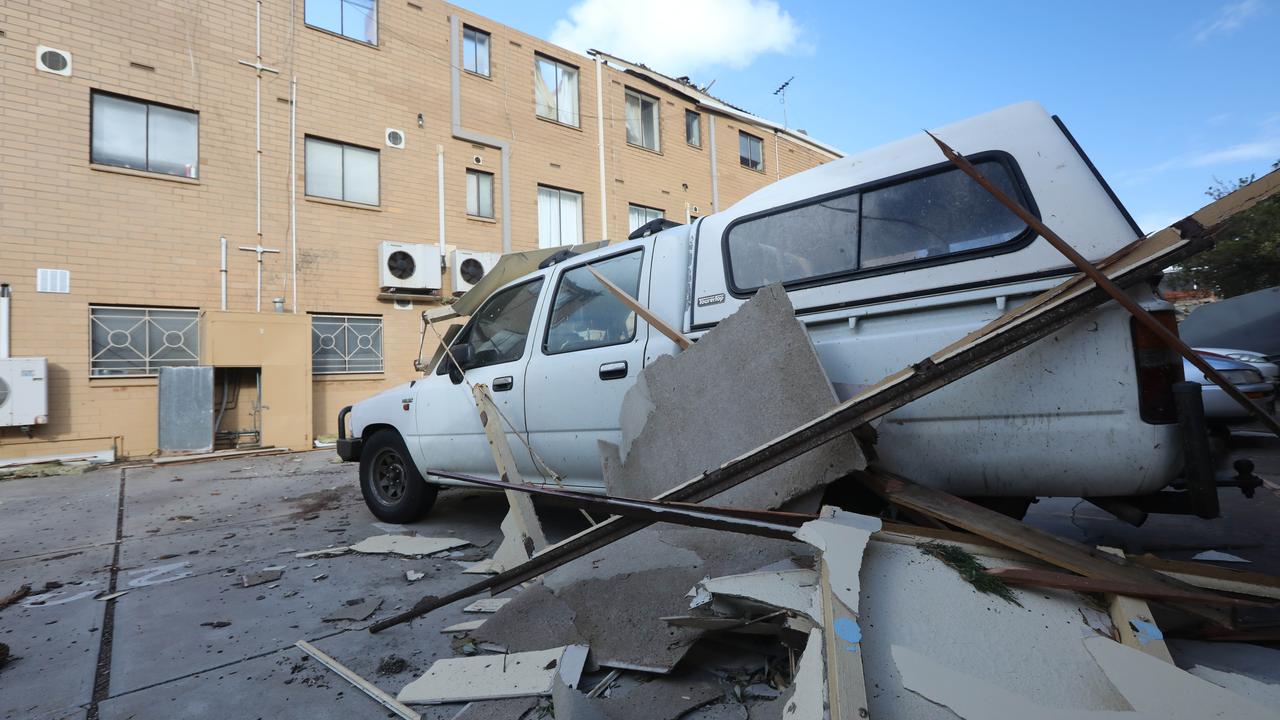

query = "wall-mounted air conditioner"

[
  {"left": 449, "top": 249, "right": 500, "bottom": 295},
  {"left": 379, "top": 241, "right": 441, "bottom": 292},
  {"left": 36, "top": 46, "right": 72, "bottom": 76},
  {"left": 385, "top": 128, "right": 405, "bottom": 149},
  {"left": 0, "top": 357, "right": 48, "bottom": 428}
]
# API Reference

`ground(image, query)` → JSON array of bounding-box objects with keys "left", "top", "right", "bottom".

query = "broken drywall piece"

[
  {"left": 697, "top": 569, "right": 820, "bottom": 624},
  {"left": 1078, "top": 607, "right": 1116, "bottom": 639},
  {"left": 1083, "top": 636, "right": 1273, "bottom": 719},
  {"left": 295, "top": 546, "right": 353, "bottom": 558},
  {"left": 396, "top": 645, "right": 587, "bottom": 704},
  {"left": 464, "top": 511, "right": 537, "bottom": 575},
  {"left": 406, "top": 570, "right": 426, "bottom": 582},
  {"left": 324, "top": 597, "right": 384, "bottom": 622},
  {"left": 687, "top": 581, "right": 713, "bottom": 610},
  {"left": 450, "top": 697, "right": 540, "bottom": 720},
  {"left": 794, "top": 509, "right": 882, "bottom": 612},
  {"left": 1168, "top": 638, "right": 1280, "bottom": 706},
  {"left": 463, "top": 597, "right": 511, "bottom": 613},
  {"left": 350, "top": 535, "right": 469, "bottom": 557},
  {"left": 1188, "top": 664, "right": 1280, "bottom": 708},
  {"left": 1191, "top": 550, "right": 1251, "bottom": 563},
  {"left": 441, "top": 619, "right": 486, "bottom": 633},
  {"left": 241, "top": 569, "right": 284, "bottom": 587},
  {"left": 783, "top": 628, "right": 826, "bottom": 719}
]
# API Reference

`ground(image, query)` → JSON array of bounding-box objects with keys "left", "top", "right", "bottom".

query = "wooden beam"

[
  {"left": 985, "top": 567, "right": 1273, "bottom": 608},
  {"left": 588, "top": 266, "right": 692, "bottom": 350},
  {"left": 468, "top": 384, "right": 547, "bottom": 574},
  {"left": 295, "top": 640, "right": 421, "bottom": 720}
]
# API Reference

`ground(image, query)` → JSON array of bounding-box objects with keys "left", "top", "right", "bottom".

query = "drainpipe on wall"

[
  {"left": 594, "top": 54, "right": 608, "bottom": 240},
  {"left": 0, "top": 283, "right": 11, "bottom": 360},
  {"left": 437, "top": 144, "right": 447, "bottom": 262},
  {"left": 219, "top": 236, "right": 228, "bottom": 310},
  {"left": 289, "top": 76, "right": 298, "bottom": 313},
  {"left": 449, "top": 14, "right": 511, "bottom": 253},
  {"left": 708, "top": 115, "right": 720, "bottom": 212},
  {"left": 773, "top": 130, "right": 781, "bottom": 180}
]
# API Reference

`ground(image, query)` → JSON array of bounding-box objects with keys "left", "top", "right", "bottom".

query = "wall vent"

[
  {"left": 36, "top": 268, "right": 70, "bottom": 294},
  {"left": 385, "top": 128, "right": 405, "bottom": 149},
  {"left": 36, "top": 46, "right": 72, "bottom": 76}
]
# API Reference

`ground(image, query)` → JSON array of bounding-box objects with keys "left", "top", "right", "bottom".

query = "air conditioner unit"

[
  {"left": 36, "top": 46, "right": 72, "bottom": 76},
  {"left": 379, "top": 241, "right": 441, "bottom": 292},
  {"left": 385, "top": 128, "right": 405, "bottom": 149},
  {"left": 449, "top": 249, "right": 500, "bottom": 295},
  {"left": 0, "top": 357, "right": 48, "bottom": 428}
]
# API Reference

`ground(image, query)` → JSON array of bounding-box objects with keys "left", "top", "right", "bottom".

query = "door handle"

[
  {"left": 493, "top": 376, "right": 514, "bottom": 392},
  {"left": 599, "top": 361, "right": 628, "bottom": 381}
]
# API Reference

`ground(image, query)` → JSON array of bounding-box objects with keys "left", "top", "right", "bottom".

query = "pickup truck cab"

[{"left": 339, "top": 102, "right": 1189, "bottom": 523}]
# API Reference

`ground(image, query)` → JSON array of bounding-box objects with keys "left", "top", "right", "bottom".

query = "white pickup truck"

[{"left": 338, "top": 102, "right": 1199, "bottom": 523}]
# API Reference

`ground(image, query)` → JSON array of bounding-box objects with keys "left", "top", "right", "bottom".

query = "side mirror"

[{"left": 446, "top": 344, "right": 474, "bottom": 385}]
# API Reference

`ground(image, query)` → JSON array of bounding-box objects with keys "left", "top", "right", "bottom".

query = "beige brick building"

[{"left": 0, "top": 0, "right": 840, "bottom": 461}]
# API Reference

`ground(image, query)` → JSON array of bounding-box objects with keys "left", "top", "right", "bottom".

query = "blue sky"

[{"left": 463, "top": 0, "right": 1279, "bottom": 233}]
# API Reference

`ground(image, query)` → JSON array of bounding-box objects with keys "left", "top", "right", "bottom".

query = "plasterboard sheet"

[
  {"left": 350, "top": 535, "right": 469, "bottom": 557},
  {"left": 397, "top": 645, "right": 586, "bottom": 705}
]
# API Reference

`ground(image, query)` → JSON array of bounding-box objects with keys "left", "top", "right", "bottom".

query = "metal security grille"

[
  {"left": 89, "top": 307, "right": 199, "bottom": 377},
  {"left": 311, "top": 314, "right": 383, "bottom": 374}
]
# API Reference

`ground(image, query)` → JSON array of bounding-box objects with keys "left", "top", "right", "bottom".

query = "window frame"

[
  {"left": 89, "top": 90, "right": 200, "bottom": 179},
  {"left": 462, "top": 25, "right": 491, "bottom": 77},
  {"left": 540, "top": 249, "right": 646, "bottom": 356},
  {"left": 466, "top": 168, "right": 495, "bottom": 218},
  {"left": 536, "top": 184, "right": 584, "bottom": 249},
  {"left": 719, "top": 151, "right": 1039, "bottom": 297},
  {"left": 88, "top": 305, "right": 200, "bottom": 378},
  {"left": 310, "top": 313, "right": 385, "bottom": 375},
  {"left": 685, "top": 109, "right": 701, "bottom": 148},
  {"left": 624, "top": 87, "right": 661, "bottom": 152},
  {"left": 739, "top": 130, "right": 764, "bottom": 172},
  {"left": 304, "top": 0, "right": 379, "bottom": 46},
  {"left": 304, "top": 135, "right": 381, "bottom": 206},
  {"left": 533, "top": 53, "right": 580, "bottom": 128},
  {"left": 436, "top": 277, "right": 546, "bottom": 375},
  {"left": 627, "top": 203, "right": 664, "bottom": 233}
]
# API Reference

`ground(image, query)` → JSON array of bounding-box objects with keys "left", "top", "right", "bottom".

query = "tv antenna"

[{"left": 773, "top": 76, "right": 794, "bottom": 128}]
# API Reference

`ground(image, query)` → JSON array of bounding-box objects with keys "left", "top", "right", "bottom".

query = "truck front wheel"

[{"left": 359, "top": 430, "right": 438, "bottom": 523}]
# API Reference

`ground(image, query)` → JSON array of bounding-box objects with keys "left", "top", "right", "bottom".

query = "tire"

[{"left": 359, "top": 430, "right": 438, "bottom": 523}]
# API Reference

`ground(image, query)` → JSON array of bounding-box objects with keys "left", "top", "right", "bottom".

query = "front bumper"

[{"left": 336, "top": 405, "right": 361, "bottom": 462}]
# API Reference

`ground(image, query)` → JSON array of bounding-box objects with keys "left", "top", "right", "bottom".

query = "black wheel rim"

[{"left": 371, "top": 449, "right": 407, "bottom": 505}]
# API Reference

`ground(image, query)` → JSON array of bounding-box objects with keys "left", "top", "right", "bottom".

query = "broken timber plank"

[
  {"left": 984, "top": 567, "right": 1273, "bottom": 608},
  {"left": 862, "top": 471, "right": 1230, "bottom": 627},
  {"left": 588, "top": 266, "right": 692, "bottom": 350},
  {"left": 295, "top": 640, "right": 421, "bottom": 720},
  {"left": 367, "top": 180, "right": 1271, "bottom": 632},
  {"left": 470, "top": 384, "right": 547, "bottom": 573},
  {"left": 1129, "top": 555, "right": 1280, "bottom": 601}
]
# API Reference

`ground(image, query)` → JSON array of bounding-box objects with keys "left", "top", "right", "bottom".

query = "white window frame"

[
  {"left": 90, "top": 91, "right": 199, "bottom": 179},
  {"left": 534, "top": 55, "right": 580, "bottom": 127},
  {"left": 537, "top": 185, "right": 583, "bottom": 249},
  {"left": 304, "top": 0, "right": 378, "bottom": 45},
  {"left": 685, "top": 109, "right": 701, "bottom": 148},
  {"left": 628, "top": 204, "right": 664, "bottom": 233},
  {"left": 625, "top": 88, "right": 660, "bottom": 151},
  {"left": 311, "top": 314, "right": 384, "bottom": 374},
  {"left": 305, "top": 136, "right": 380, "bottom": 206},
  {"left": 739, "top": 130, "right": 764, "bottom": 172},
  {"left": 466, "top": 169, "right": 494, "bottom": 218},
  {"left": 462, "top": 25, "right": 490, "bottom": 76},
  {"left": 89, "top": 306, "right": 199, "bottom": 377}
]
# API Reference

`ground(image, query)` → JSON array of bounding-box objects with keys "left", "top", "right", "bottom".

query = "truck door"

[
  {"left": 414, "top": 276, "right": 546, "bottom": 481},
  {"left": 524, "top": 249, "right": 649, "bottom": 489}
]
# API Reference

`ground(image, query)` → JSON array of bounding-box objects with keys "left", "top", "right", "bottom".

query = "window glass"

[
  {"left": 628, "top": 204, "right": 663, "bottom": 233},
  {"left": 89, "top": 307, "right": 199, "bottom": 377},
  {"left": 92, "top": 95, "right": 147, "bottom": 171},
  {"left": 467, "top": 170, "right": 494, "bottom": 218},
  {"left": 463, "top": 27, "right": 490, "bottom": 76},
  {"left": 860, "top": 161, "right": 1025, "bottom": 268},
  {"left": 312, "top": 314, "right": 383, "bottom": 373},
  {"left": 685, "top": 110, "right": 701, "bottom": 147},
  {"left": 724, "top": 159, "right": 1030, "bottom": 291},
  {"left": 538, "top": 186, "right": 583, "bottom": 248},
  {"left": 625, "top": 90, "right": 659, "bottom": 150},
  {"left": 454, "top": 279, "right": 545, "bottom": 369},
  {"left": 147, "top": 105, "right": 198, "bottom": 177},
  {"left": 306, "top": 0, "right": 376, "bottom": 44},
  {"left": 535, "top": 57, "right": 579, "bottom": 126},
  {"left": 305, "top": 138, "right": 343, "bottom": 200},
  {"left": 739, "top": 131, "right": 763, "bottom": 171},
  {"left": 342, "top": 144, "right": 379, "bottom": 205},
  {"left": 545, "top": 252, "right": 643, "bottom": 354}
]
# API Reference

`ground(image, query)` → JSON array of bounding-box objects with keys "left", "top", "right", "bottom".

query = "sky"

[{"left": 461, "top": 0, "right": 1279, "bottom": 233}]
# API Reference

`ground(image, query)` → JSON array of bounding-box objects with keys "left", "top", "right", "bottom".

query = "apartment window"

[
  {"left": 537, "top": 185, "right": 583, "bottom": 249},
  {"left": 466, "top": 169, "right": 494, "bottom": 218},
  {"left": 685, "top": 110, "right": 701, "bottom": 147},
  {"left": 628, "top": 204, "right": 664, "bottom": 233},
  {"left": 625, "top": 89, "right": 660, "bottom": 151},
  {"left": 305, "top": 0, "right": 377, "bottom": 44},
  {"left": 463, "top": 26, "right": 490, "bottom": 76},
  {"left": 544, "top": 251, "right": 643, "bottom": 354},
  {"left": 311, "top": 314, "right": 383, "bottom": 373},
  {"left": 739, "top": 131, "right": 764, "bottom": 171},
  {"left": 90, "top": 92, "right": 198, "bottom": 178},
  {"left": 89, "top": 306, "right": 198, "bottom": 377},
  {"left": 305, "top": 137, "right": 379, "bottom": 205},
  {"left": 534, "top": 56, "right": 579, "bottom": 126}
]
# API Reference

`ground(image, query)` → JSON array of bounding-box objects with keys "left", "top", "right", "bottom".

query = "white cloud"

[
  {"left": 1193, "top": 0, "right": 1263, "bottom": 43},
  {"left": 550, "top": 0, "right": 802, "bottom": 76},
  {"left": 1187, "top": 138, "right": 1280, "bottom": 167}
]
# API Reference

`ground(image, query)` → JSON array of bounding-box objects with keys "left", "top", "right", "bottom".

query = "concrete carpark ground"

[{"left": 2, "top": 433, "right": 1279, "bottom": 719}]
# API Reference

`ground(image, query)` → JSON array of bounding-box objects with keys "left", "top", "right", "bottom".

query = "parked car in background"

[
  {"left": 1184, "top": 352, "right": 1277, "bottom": 421},
  {"left": 1194, "top": 347, "right": 1279, "bottom": 386}
]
